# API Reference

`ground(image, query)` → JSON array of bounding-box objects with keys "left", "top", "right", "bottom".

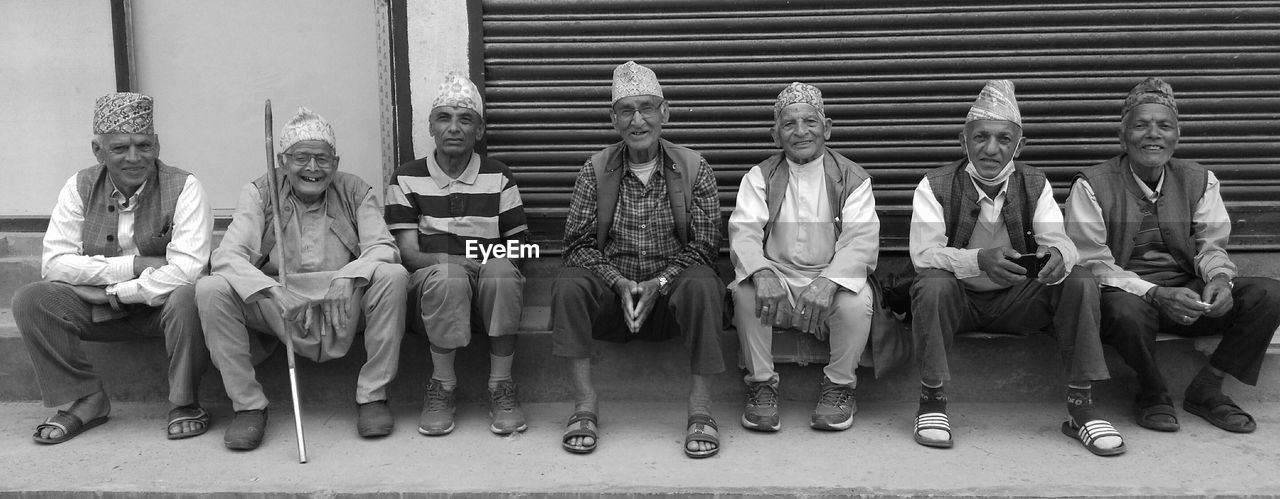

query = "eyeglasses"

[
  {"left": 614, "top": 105, "right": 662, "bottom": 122},
  {"left": 286, "top": 153, "right": 334, "bottom": 168}
]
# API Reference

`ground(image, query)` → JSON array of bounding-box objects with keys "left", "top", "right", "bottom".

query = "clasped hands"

[
  {"left": 270, "top": 277, "right": 357, "bottom": 337},
  {"left": 613, "top": 278, "right": 663, "bottom": 334},
  {"left": 751, "top": 270, "right": 837, "bottom": 340}
]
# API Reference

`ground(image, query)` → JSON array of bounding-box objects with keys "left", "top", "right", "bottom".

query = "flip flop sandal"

[
  {"left": 684, "top": 413, "right": 720, "bottom": 459},
  {"left": 561, "top": 410, "right": 598, "bottom": 454},
  {"left": 167, "top": 405, "right": 210, "bottom": 440},
  {"left": 1184, "top": 394, "right": 1257, "bottom": 434},
  {"left": 33, "top": 410, "right": 109, "bottom": 445},
  {"left": 1062, "top": 419, "right": 1126, "bottom": 457},
  {"left": 914, "top": 412, "right": 953, "bottom": 448},
  {"left": 1135, "top": 394, "right": 1180, "bottom": 432}
]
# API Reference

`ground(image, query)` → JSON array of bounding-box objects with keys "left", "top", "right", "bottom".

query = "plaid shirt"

[{"left": 563, "top": 149, "right": 721, "bottom": 288}]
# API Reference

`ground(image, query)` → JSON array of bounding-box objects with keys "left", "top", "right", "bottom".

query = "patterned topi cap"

[
  {"left": 611, "top": 61, "right": 663, "bottom": 104},
  {"left": 279, "top": 107, "right": 336, "bottom": 153},
  {"left": 1122, "top": 77, "right": 1177, "bottom": 119},
  {"left": 431, "top": 71, "right": 483, "bottom": 116},
  {"left": 966, "top": 79, "right": 1022, "bottom": 126},
  {"left": 773, "top": 82, "right": 826, "bottom": 120},
  {"left": 93, "top": 92, "right": 155, "bottom": 135}
]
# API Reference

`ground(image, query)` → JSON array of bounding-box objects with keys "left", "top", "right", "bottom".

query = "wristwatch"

[
  {"left": 657, "top": 276, "right": 670, "bottom": 295},
  {"left": 105, "top": 287, "right": 123, "bottom": 311}
]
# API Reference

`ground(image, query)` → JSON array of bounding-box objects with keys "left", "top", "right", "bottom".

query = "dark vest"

[
  {"left": 589, "top": 139, "right": 703, "bottom": 250},
  {"left": 1074, "top": 154, "right": 1207, "bottom": 275},
  {"left": 925, "top": 159, "right": 1046, "bottom": 254},
  {"left": 76, "top": 161, "right": 190, "bottom": 257},
  {"left": 755, "top": 148, "right": 870, "bottom": 246},
  {"left": 251, "top": 169, "right": 369, "bottom": 268}
]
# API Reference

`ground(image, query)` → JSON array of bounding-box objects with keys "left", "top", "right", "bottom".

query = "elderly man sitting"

[
  {"left": 729, "top": 82, "right": 881, "bottom": 432},
  {"left": 13, "top": 92, "right": 213, "bottom": 444},
  {"left": 908, "top": 80, "right": 1125, "bottom": 456},
  {"left": 552, "top": 61, "right": 725, "bottom": 458},
  {"left": 196, "top": 107, "right": 408, "bottom": 450},
  {"left": 386, "top": 72, "right": 531, "bottom": 437},
  {"left": 1065, "top": 78, "right": 1280, "bottom": 434}
]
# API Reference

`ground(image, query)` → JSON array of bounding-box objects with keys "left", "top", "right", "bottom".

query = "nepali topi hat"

[
  {"left": 93, "top": 92, "right": 155, "bottom": 135},
  {"left": 431, "top": 71, "right": 484, "bottom": 116},
  {"left": 1122, "top": 77, "right": 1177, "bottom": 118},
  {"left": 611, "top": 61, "right": 663, "bottom": 104},
  {"left": 774, "top": 82, "right": 826, "bottom": 120},
  {"left": 966, "top": 79, "right": 1022, "bottom": 127},
  {"left": 279, "top": 107, "right": 336, "bottom": 153}
]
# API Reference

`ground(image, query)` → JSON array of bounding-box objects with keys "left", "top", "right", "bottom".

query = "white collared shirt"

[
  {"left": 42, "top": 173, "right": 212, "bottom": 306},
  {"left": 910, "top": 164, "right": 1078, "bottom": 290},
  {"left": 1064, "top": 167, "right": 1235, "bottom": 296}
]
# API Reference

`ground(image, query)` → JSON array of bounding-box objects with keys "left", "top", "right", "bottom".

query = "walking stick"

[{"left": 264, "top": 99, "right": 308, "bottom": 463}]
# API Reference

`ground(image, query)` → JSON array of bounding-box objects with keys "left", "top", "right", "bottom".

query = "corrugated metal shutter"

[{"left": 480, "top": 1, "right": 1280, "bottom": 253}]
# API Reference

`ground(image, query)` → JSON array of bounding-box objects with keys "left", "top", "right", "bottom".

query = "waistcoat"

[
  {"left": 925, "top": 159, "right": 1045, "bottom": 254},
  {"left": 251, "top": 169, "right": 370, "bottom": 268},
  {"left": 1075, "top": 154, "right": 1207, "bottom": 275},
  {"left": 77, "top": 161, "right": 190, "bottom": 257},
  {"left": 590, "top": 139, "right": 703, "bottom": 250}
]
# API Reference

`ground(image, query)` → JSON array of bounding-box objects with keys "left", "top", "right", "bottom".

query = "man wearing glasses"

[
  {"left": 14, "top": 92, "right": 213, "bottom": 444},
  {"left": 196, "top": 107, "right": 408, "bottom": 450},
  {"left": 385, "top": 72, "right": 531, "bottom": 437},
  {"left": 553, "top": 61, "right": 726, "bottom": 458}
]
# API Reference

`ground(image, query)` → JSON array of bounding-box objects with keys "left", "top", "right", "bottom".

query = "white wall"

[
  {"left": 407, "top": 0, "right": 471, "bottom": 160},
  {"left": 0, "top": 0, "right": 117, "bottom": 216},
  {"left": 131, "top": 0, "right": 385, "bottom": 215}
]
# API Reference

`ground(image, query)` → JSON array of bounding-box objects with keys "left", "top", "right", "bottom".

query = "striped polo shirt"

[{"left": 385, "top": 152, "right": 528, "bottom": 256}]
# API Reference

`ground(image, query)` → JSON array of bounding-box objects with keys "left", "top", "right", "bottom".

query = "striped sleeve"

[
  {"left": 497, "top": 168, "right": 528, "bottom": 238},
  {"left": 384, "top": 160, "right": 424, "bottom": 231}
]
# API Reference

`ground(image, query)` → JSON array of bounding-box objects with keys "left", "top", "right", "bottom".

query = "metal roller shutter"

[{"left": 480, "top": 0, "right": 1280, "bottom": 253}]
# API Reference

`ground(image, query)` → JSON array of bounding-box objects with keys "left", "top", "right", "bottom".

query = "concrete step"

[
  {"left": 3, "top": 302, "right": 1277, "bottom": 409},
  {"left": 1, "top": 400, "right": 1279, "bottom": 497}
]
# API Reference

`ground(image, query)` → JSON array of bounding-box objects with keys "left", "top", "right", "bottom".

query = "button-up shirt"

[
  {"left": 43, "top": 174, "right": 212, "bottom": 306},
  {"left": 1064, "top": 168, "right": 1234, "bottom": 297},
  {"left": 563, "top": 153, "right": 720, "bottom": 288},
  {"left": 910, "top": 167, "right": 1078, "bottom": 291}
]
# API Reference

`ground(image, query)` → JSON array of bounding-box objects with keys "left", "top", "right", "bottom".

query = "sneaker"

[
  {"left": 487, "top": 380, "right": 528, "bottom": 435},
  {"left": 418, "top": 379, "right": 456, "bottom": 436},
  {"left": 811, "top": 377, "right": 856, "bottom": 431},
  {"left": 741, "top": 377, "right": 780, "bottom": 432}
]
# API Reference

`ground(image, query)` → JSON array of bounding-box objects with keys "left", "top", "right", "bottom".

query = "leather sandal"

[
  {"left": 1135, "top": 393, "right": 1179, "bottom": 432},
  {"left": 1184, "top": 393, "right": 1256, "bottom": 433}
]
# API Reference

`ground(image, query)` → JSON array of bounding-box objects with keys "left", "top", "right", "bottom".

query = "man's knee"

[
  {"left": 670, "top": 265, "right": 724, "bottom": 302},
  {"left": 370, "top": 263, "right": 410, "bottom": 296},
  {"left": 1058, "top": 267, "right": 1099, "bottom": 296},
  {"left": 1236, "top": 276, "right": 1280, "bottom": 312},
  {"left": 479, "top": 258, "right": 522, "bottom": 280},
  {"left": 414, "top": 263, "right": 472, "bottom": 298},
  {"left": 552, "top": 267, "right": 599, "bottom": 303},
  {"left": 911, "top": 268, "right": 961, "bottom": 304},
  {"left": 828, "top": 289, "right": 873, "bottom": 325},
  {"left": 12, "top": 281, "right": 63, "bottom": 316},
  {"left": 1100, "top": 291, "right": 1156, "bottom": 338},
  {"left": 195, "top": 274, "right": 236, "bottom": 309}
]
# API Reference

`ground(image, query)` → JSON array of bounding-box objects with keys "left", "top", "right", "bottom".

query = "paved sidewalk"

[{"left": 1, "top": 400, "right": 1279, "bottom": 497}]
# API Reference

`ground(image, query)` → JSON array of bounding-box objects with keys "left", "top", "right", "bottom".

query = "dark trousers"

[
  {"left": 1099, "top": 276, "right": 1280, "bottom": 393},
  {"left": 910, "top": 267, "right": 1110, "bottom": 383},
  {"left": 12, "top": 281, "right": 209, "bottom": 407},
  {"left": 551, "top": 264, "right": 726, "bottom": 375}
]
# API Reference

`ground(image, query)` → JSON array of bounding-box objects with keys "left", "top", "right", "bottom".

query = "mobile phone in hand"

[{"left": 1007, "top": 254, "right": 1050, "bottom": 276}]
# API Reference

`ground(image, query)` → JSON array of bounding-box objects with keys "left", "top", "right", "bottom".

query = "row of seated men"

[{"left": 12, "top": 63, "right": 1278, "bottom": 460}]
